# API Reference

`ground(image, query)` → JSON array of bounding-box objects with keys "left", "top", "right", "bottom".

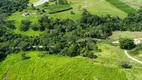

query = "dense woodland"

[
  {"left": 0, "top": 0, "right": 29, "bottom": 15},
  {"left": 0, "top": 0, "right": 142, "bottom": 60}
]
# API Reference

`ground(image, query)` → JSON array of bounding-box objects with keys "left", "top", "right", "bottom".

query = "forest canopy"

[{"left": 0, "top": 0, "right": 29, "bottom": 15}]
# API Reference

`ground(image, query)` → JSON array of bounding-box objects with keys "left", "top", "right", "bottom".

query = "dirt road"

[
  {"left": 124, "top": 50, "right": 142, "bottom": 64},
  {"left": 33, "top": 0, "right": 49, "bottom": 6}
]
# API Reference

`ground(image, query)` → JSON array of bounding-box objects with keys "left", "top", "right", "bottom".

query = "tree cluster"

[
  {"left": 0, "top": 0, "right": 29, "bottom": 15},
  {"left": 1, "top": 8, "right": 142, "bottom": 61}
]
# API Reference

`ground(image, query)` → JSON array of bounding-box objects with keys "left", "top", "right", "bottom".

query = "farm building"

[{"left": 22, "top": 12, "right": 30, "bottom": 16}]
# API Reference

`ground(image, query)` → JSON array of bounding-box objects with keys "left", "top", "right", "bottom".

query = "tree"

[
  {"left": 42, "top": 2, "right": 49, "bottom": 7},
  {"left": 0, "top": 13, "right": 7, "bottom": 24},
  {"left": 31, "top": 24, "right": 39, "bottom": 31},
  {"left": 5, "top": 22, "right": 16, "bottom": 30},
  {"left": 119, "top": 38, "right": 135, "bottom": 50},
  {"left": 70, "top": 11, "right": 75, "bottom": 14},
  {"left": 20, "top": 20, "right": 31, "bottom": 31},
  {"left": 67, "top": 44, "right": 79, "bottom": 57},
  {"left": 21, "top": 52, "right": 30, "bottom": 60},
  {"left": 31, "top": 4, "right": 35, "bottom": 10},
  {"left": 38, "top": 15, "right": 52, "bottom": 30},
  {"left": 0, "top": 0, "right": 29, "bottom": 15}
]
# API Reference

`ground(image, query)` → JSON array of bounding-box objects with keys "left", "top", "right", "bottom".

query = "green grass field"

[
  {"left": 106, "top": 0, "right": 137, "bottom": 13},
  {"left": 120, "top": 0, "right": 142, "bottom": 9},
  {"left": 8, "top": 11, "right": 43, "bottom": 36},
  {"left": 0, "top": 51, "right": 127, "bottom": 80},
  {"left": 0, "top": 44, "right": 142, "bottom": 80},
  {"left": 50, "top": 0, "right": 127, "bottom": 20},
  {"left": 109, "top": 31, "right": 142, "bottom": 40},
  {"left": 47, "top": 5, "right": 72, "bottom": 13},
  {"left": 7, "top": 0, "right": 128, "bottom": 36},
  {"left": 128, "top": 49, "right": 142, "bottom": 61}
]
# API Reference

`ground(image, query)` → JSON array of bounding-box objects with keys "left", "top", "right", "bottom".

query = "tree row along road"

[
  {"left": 33, "top": 0, "right": 49, "bottom": 7},
  {"left": 124, "top": 50, "right": 142, "bottom": 64}
]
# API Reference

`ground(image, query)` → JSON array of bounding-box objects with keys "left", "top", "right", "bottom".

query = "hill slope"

[
  {"left": 1, "top": 44, "right": 142, "bottom": 80},
  {"left": 0, "top": 51, "right": 127, "bottom": 80}
]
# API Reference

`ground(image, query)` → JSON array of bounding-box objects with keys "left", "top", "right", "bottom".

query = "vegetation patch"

[
  {"left": 120, "top": 0, "right": 142, "bottom": 9},
  {"left": 106, "top": 0, "right": 136, "bottom": 13},
  {"left": 47, "top": 5, "right": 72, "bottom": 14},
  {"left": 0, "top": 51, "right": 128, "bottom": 80},
  {"left": 110, "top": 31, "right": 142, "bottom": 40}
]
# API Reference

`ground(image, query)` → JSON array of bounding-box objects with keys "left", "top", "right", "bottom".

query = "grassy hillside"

[
  {"left": 0, "top": 44, "right": 142, "bottom": 80},
  {"left": 0, "top": 51, "right": 127, "bottom": 80}
]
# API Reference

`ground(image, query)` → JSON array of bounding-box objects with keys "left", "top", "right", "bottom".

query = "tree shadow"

[{"left": 0, "top": 54, "right": 7, "bottom": 62}]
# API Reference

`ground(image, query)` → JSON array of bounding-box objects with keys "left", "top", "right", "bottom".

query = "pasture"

[
  {"left": 0, "top": 51, "right": 127, "bottom": 80},
  {"left": 120, "top": 0, "right": 142, "bottom": 9},
  {"left": 109, "top": 31, "right": 142, "bottom": 40},
  {"left": 7, "top": 0, "right": 129, "bottom": 36},
  {"left": 0, "top": 44, "right": 142, "bottom": 80},
  {"left": 106, "top": 0, "right": 137, "bottom": 13},
  {"left": 50, "top": 0, "right": 127, "bottom": 20},
  {"left": 8, "top": 11, "right": 42, "bottom": 36}
]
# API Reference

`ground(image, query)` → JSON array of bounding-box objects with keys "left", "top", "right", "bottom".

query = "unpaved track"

[
  {"left": 33, "top": 0, "right": 49, "bottom": 6},
  {"left": 124, "top": 50, "right": 142, "bottom": 64}
]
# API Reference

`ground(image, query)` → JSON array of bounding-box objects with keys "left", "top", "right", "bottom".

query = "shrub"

[
  {"left": 21, "top": 52, "right": 30, "bottom": 60},
  {"left": 70, "top": 11, "right": 75, "bottom": 14},
  {"left": 31, "top": 24, "right": 39, "bottom": 31},
  {"left": 83, "top": 51, "right": 97, "bottom": 59},
  {"left": 119, "top": 38, "right": 135, "bottom": 50},
  {"left": 20, "top": 20, "right": 32, "bottom": 31},
  {"left": 120, "top": 61, "right": 132, "bottom": 69}
]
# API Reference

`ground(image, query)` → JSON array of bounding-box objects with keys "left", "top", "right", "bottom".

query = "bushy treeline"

[
  {"left": 1, "top": 9, "right": 142, "bottom": 60},
  {"left": 49, "top": 0, "right": 68, "bottom": 4},
  {"left": 0, "top": 0, "right": 29, "bottom": 25},
  {"left": 0, "top": 24, "right": 99, "bottom": 59},
  {"left": 80, "top": 9, "right": 142, "bottom": 32},
  {"left": 0, "top": 0, "right": 29, "bottom": 15},
  {"left": 20, "top": 9, "right": 142, "bottom": 38}
]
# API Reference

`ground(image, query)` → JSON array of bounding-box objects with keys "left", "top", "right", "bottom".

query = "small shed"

[{"left": 22, "top": 12, "right": 30, "bottom": 16}]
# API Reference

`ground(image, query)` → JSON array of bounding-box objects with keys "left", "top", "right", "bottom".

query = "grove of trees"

[
  {"left": 0, "top": 0, "right": 29, "bottom": 15},
  {"left": 0, "top": 4, "right": 142, "bottom": 61}
]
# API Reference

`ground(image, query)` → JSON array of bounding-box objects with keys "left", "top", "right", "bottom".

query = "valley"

[{"left": 0, "top": 0, "right": 142, "bottom": 80}]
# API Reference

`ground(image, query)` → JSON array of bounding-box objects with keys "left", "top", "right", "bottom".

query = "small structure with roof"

[{"left": 22, "top": 12, "right": 30, "bottom": 16}]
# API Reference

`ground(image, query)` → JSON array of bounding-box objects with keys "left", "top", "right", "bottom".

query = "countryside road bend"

[{"left": 124, "top": 50, "right": 142, "bottom": 64}]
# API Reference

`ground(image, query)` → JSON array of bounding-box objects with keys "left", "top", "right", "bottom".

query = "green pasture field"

[
  {"left": 0, "top": 51, "right": 127, "bottom": 80},
  {"left": 120, "top": 0, "right": 142, "bottom": 9},
  {"left": 128, "top": 48, "right": 142, "bottom": 61},
  {"left": 7, "top": 0, "right": 129, "bottom": 36},
  {"left": 50, "top": 0, "right": 127, "bottom": 20},
  {"left": 109, "top": 31, "right": 142, "bottom": 40},
  {"left": 8, "top": 11, "right": 43, "bottom": 36},
  {"left": 46, "top": 5, "right": 72, "bottom": 13},
  {"left": 106, "top": 0, "right": 137, "bottom": 13},
  {"left": 0, "top": 44, "right": 142, "bottom": 80}
]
